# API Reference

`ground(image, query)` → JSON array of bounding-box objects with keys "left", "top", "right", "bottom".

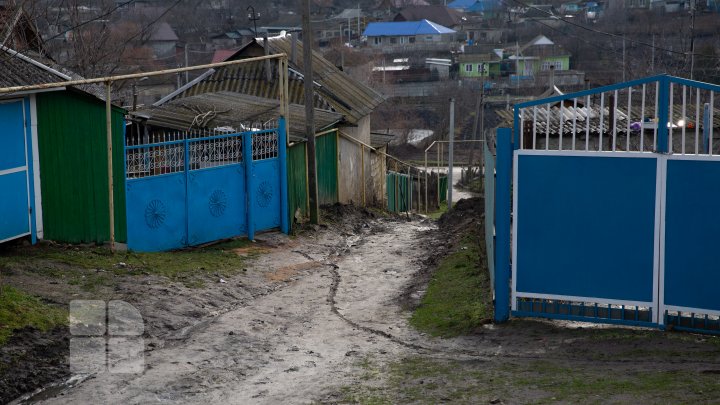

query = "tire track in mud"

[
  {"left": 294, "top": 226, "right": 720, "bottom": 368},
  {"left": 293, "top": 248, "right": 428, "bottom": 352}
]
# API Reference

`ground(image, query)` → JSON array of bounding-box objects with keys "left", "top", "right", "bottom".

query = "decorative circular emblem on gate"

[
  {"left": 145, "top": 199, "right": 166, "bottom": 229},
  {"left": 209, "top": 189, "right": 227, "bottom": 217},
  {"left": 256, "top": 181, "right": 273, "bottom": 207}
]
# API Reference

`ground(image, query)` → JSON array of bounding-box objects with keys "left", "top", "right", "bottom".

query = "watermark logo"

[{"left": 69, "top": 300, "right": 144, "bottom": 374}]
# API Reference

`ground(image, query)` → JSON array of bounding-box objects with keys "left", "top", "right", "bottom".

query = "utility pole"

[
  {"left": 302, "top": 0, "right": 319, "bottom": 224},
  {"left": 622, "top": 35, "right": 626, "bottom": 82},
  {"left": 690, "top": 0, "right": 696, "bottom": 80},
  {"left": 184, "top": 43, "right": 189, "bottom": 84},
  {"left": 448, "top": 98, "right": 455, "bottom": 210},
  {"left": 651, "top": 34, "right": 655, "bottom": 72}
]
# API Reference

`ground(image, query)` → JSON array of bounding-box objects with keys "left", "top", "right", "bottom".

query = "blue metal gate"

[
  {"left": 492, "top": 75, "right": 720, "bottom": 334},
  {"left": 125, "top": 119, "right": 288, "bottom": 252},
  {"left": 0, "top": 99, "right": 34, "bottom": 244}
]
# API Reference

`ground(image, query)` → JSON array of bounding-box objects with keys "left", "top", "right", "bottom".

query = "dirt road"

[
  {"left": 28, "top": 213, "right": 432, "bottom": 404},
  {"left": 16, "top": 202, "right": 720, "bottom": 404}
]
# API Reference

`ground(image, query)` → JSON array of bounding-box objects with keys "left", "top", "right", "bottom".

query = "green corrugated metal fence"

[
  {"left": 386, "top": 171, "right": 411, "bottom": 212},
  {"left": 286, "top": 130, "right": 339, "bottom": 229},
  {"left": 36, "top": 90, "right": 127, "bottom": 244},
  {"left": 439, "top": 176, "right": 448, "bottom": 203},
  {"left": 316, "top": 132, "right": 338, "bottom": 205},
  {"left": 287, "top": 142, "right": 308, "bottom": 227}
]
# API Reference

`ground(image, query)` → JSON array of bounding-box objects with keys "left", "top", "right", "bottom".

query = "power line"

[
  {"left": 92, "top": 0, "right": 183, "bottom": 68},
  {"left": 44, "top": 0, "right": 137, "bottom": 42},
  {"left": 506, "top": 0, "right": 715, "bottom": 58}
]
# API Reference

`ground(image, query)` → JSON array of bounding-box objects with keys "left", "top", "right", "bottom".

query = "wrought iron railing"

[{"left": 125, "top": 128, "right": 279, "bottom": 178}]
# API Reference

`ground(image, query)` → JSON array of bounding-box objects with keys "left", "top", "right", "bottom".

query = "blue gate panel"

[
  {"left": 126, "top": 173, "right": 187, "bottom": 252},
  {"left": 516, "top": 154, "right": 657, "bottom": 303},
  {"left": 664, "top": 159, "right": 720, "bottom": 312},
  {"left": 0, "top": 101, "right": 27, "bottom": 171},
  {"left": 0, "top": 171, "right": 30, "bottom": 241},
  {"left": 251, "top": 159, "right": 281, "bottom": 232},
  {"left": 187, "top": 165, "right": 246, "bottom": 246}
]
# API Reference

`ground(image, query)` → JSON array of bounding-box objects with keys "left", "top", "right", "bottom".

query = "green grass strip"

[
  {"left": 0, "top": 285, "right": 67, "bottom": 345},
  {"left": 410, "top": 232, "right": 492, "bottom": 337}
]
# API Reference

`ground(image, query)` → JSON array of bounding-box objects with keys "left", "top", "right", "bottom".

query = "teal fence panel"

[
  {"left": 387, "top": 171, "right": 411, "bottom": 212},
  {"left": 439, "top": 176, "right": 448, "bottom": 203},
  {"left": 483, "top": 143, "right": 496, "bottom": 299}
]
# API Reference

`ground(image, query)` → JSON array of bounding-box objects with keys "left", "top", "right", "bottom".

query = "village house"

[
  {"left": 362, "top": 19, "right": 458, "bottom": 51},
  {"left": 509, "top": 35, "right": 571, "bottom": 77},
  {"left": 136, "top": 35, "right": 387, "bottom": 209},
  {"left": 458, "top": 48, "right": 507, "bottom": 79},
  {"left": 314, "top": 8, "right": 364, "bottom": 47},
  {"left": 458, "top": 35, "right": 585, "bottom": 87}
]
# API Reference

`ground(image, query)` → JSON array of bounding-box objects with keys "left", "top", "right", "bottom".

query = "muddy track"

[{"left": 18, "top": 213, "right": 720, "bottom": 404}]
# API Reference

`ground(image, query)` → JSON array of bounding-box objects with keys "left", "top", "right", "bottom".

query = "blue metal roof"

[
  {"left": 447, "top": 0, "right": 476, "bottom": 9},
  {"left": 448, "top": 0, "right": 499, "bottom": 11},
  {"left": 362, "top": 19, "right": 456, "bottom": 37}
]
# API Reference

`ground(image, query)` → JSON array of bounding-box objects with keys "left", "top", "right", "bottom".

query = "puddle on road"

[{"left": 12, "top": 374, "right": 91, "bottom": 404}]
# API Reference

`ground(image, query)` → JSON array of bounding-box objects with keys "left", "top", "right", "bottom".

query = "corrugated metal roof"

[
  {"left": 162, "top": 37, "right": 385, "bottom": 126},
  {"left": 177, "top": 59, "right": 331, "bottom": 111},
  {"left": 132, "top": 91, "right": 342, "bottom": 141},
  {"left": 496, "top": 103, "right": 720, "bottom": 136},
  {"left": 211, "top": 49, "right": 240, "bottom": 63},
  {"left": 333, "top": 8, "right": 363, "bottom": 19},
  {"left": 267, "top": 36, "right": 386, "bottom": 125},
  {"left": 363, "top": 19, "right": 456, "bottom": 37}
]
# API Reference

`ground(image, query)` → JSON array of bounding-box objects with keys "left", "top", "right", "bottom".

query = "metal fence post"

[
  {"left": 183, "top": 133, "right": 190, "bottom": 247},
  {"left": 494, "top": 127, "right": 512, "bottom": 323},
  {"left": 279, "top": 118, "right": 289, "bottom": 234},
  {"left": 243, "top": 132, "right": 255, "bottom": 240},
  {"left": 448, "top": 98, "right": 454, "bottom": 210},
  {"left": 657, "top": 75, "right": 670, "bottom": 153}
]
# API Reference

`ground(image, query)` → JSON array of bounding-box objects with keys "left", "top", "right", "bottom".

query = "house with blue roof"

[
  {"left": 362, "top": 19, "right": 457, "bottom": 47},
  {"left": 447, "top": 0, "right": 501, "bottom": 16}
]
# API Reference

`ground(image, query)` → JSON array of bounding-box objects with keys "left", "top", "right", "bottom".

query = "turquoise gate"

[
  {"left": 125, "top": 119, "right": 288, "bottom": 252},
  {"left": 492, "top": 75, "right": 720, "bottom": 334},
  {"left": 0, "top": 99, "right": 36, "bottom": 244}
]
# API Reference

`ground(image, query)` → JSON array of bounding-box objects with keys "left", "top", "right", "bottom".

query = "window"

[
  {"left": 374, "top": 37, "right": 382, "bottom": 45},
  {"left": 409, "top": 37, "right": 415, "bottom": 43},
  {"left": 399, "top": 36, "right": 407, "bottom": 44},
  {"left": 477, "top": 64, "right": 486, "bottom": 75},
  {"left": 465, "top": 64, "right": 473, "bottom": 72},
  {"left": 541, "top": 61, "right": 564, "bottom": 71},
  {"left": 390, "top": 37, "right": 397, "bottom": 44}
]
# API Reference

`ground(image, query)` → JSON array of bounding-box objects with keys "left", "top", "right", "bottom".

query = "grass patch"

[
  {"left": 0, "top": 238, "right": 258, "bottom": 289},
  {"left": 0, "top": 285, "right": 67, "bottom": 345},
  {"left": 512, "top": 360, "right": 720, "bottom": 404},
  {"left": 426, "top": 201, "right": 448, "bottom": 220},
  {"left": 339, "top": 355, "right": 720, "bottom": 404},
  {"left": 465, "top": 178, "right": 482, "bottom": 194},
  {"left": 410, "top": 232, "right": 492, "bottom": 337}
]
